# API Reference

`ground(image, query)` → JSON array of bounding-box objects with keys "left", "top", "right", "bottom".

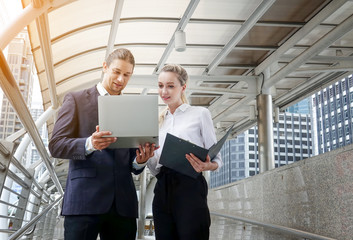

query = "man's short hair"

[{"left": 106, "top": 48, "right": 135, "bottom": 69}]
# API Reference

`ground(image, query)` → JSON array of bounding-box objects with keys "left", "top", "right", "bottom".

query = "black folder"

[{"left": 159, "top": 124, "right": 234, "bottom": 178}]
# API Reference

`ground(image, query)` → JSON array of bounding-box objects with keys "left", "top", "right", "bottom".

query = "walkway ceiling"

[{"left": 18, "top": 0, "right": 353, "bottom": 189}]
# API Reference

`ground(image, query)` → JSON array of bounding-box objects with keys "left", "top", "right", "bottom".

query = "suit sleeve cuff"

[
  {"left": 133, "top": 157, "right": 147, "bottom": 170},
  {"left": 85, "top": 136, "right": 97, "bottom": 155}
]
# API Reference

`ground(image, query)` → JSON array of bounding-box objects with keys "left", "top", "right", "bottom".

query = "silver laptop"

[{"left": 98, "top": 95, "right": 159, "bottom": 148}]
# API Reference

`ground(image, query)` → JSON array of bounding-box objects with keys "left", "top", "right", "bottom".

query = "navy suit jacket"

[{"left": 49, "top": 86, "right": 142, "bottom": 218}]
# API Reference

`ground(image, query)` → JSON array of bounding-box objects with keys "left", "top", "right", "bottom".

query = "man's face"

[{"left": 102, "top": 59, "right": 134, "bottom": 95}]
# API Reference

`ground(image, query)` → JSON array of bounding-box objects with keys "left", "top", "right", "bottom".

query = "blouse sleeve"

[
  {"left": 147, "top": 149, "right": 162, "bottom": 176},
  {"left": 200, "top": 108, "right": 223, "bottom": 170}
]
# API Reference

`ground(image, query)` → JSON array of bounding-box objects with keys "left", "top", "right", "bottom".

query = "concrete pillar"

[{"left": 256, "top": 94, "right": 275, "bottom": 173}]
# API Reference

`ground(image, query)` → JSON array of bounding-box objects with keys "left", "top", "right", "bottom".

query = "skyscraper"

[
  {"left": 0, "top": 29, "right": 34, "bottom": 158},
  {"left": 210, "top": 99, "right": 313, "bottom": 188},
  {"left": 311, "top": 75, "right": 353, "bottom": 155}
]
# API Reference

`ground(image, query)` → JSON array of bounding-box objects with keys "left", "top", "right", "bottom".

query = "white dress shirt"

[
  {"left": 85, "top": 82, "right": 109, "bottom": 154},
  {"left": 147, "top": 103, "right": 223, "bottom": 176}
]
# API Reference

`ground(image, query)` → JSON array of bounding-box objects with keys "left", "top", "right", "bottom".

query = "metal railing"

[
  {"left": 211, "top": 212, "right": 336, "bottom": 240},
  {"left": 8, "top": 196, "right": 62, "bottom": 240},
  {"left": 0, "top": 140, "right": 61, "bottom": 239}
]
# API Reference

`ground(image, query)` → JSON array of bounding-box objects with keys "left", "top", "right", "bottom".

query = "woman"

[{"left": 147, "top": 64, "right": 223, "bottom": 240}]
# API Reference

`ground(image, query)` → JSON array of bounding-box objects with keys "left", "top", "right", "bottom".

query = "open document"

[{"left": 159, "top": 124, "right": 234, "bottom": 178}]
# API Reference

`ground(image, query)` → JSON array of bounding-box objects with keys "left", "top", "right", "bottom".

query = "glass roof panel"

[
  {"left": 121, "top": 0, "right": 189, "bottom": 18},
  {"left": 52, "top": 25, "right": 111, "bottom": 64},
  {"left": 27, "top": 22, "right": 40, "bottom": 50},
  {"left": 37, "top": 71, "right": 48, "bottom": 90},
  {"left": 32, "top": 49, "right": 45, "bottom": 73},
  {"left": 185, "top": 24, "right": 241, "bottom": 45},
  {"left": 115, "top": 22, "right": 177, "bottom": 44},
  {"left": 260, "top": 0, "right": 325, "bottom": 22},
  {"left": 129, "top": 47, "right": 166, "bottom": 64},
  {"left": 296, "top": 26, "right": 334, "bottom": 45},
  {"left": 57, "top": 71, "right": 101, "bottom": 97},
  {"left": 47, "top": 0, "right": 115, "bottom": 38},
  {"left": 133, "top": 66, "right": 156, "bottom": 75},
  {"left": 167, "top": 48, "right": 220, "bottom": 65},
  {"left": 193, "top": 0, "right": 262, "bottom": 20},
  {"left": 54, "top": 51, "right": 105, "bottom": 82}
]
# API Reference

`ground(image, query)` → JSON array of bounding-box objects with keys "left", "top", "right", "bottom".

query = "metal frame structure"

[{"left": 0, "top": 0, "right": 352, "bottom": 238}]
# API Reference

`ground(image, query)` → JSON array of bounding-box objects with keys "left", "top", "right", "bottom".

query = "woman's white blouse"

[{"left": 147, "top": 104, "right": 223, "bottom": 176}]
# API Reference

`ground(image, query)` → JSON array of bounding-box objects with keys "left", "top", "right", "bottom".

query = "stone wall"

[{"left": 208, "top": 143, "right": 353, "bottom": 240}]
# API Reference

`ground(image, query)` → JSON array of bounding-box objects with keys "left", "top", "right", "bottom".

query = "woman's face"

[{"left": 158, "top": 71, "right": 186, "bottom": 107}]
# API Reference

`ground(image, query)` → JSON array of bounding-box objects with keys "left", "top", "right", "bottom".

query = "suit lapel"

[{"left": 86, "top": 86, "right": 99, "bottom": 126}]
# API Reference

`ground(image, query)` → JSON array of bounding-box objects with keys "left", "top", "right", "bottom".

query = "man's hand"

[
  {"left": 185, "top": 153, "right": 218, "bottom": 172},
  {"left": 136, "top": 143, "right": 159, "bottom": 164},
  {"left": 91, "top": 125, "right": 117, "bottom": 150}
]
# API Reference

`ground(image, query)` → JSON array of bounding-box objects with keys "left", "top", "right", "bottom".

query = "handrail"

[
  {"left": 8, "top": 196, "right": 62, "bottom": 240},
  {"left": 211, "top": 212, "right": 336, "bottom": 240},
  {"left": 10, "top": 156, "right": 32, "bottom": 179}
]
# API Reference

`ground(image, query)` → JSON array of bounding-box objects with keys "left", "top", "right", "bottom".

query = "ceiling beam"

[
  {"left": 263, "top": 13, "right": 353, "bottom": 89},
  {"left": 153, "top": 0, "right": 200, "bottom": 74},
  {"left": 36, "top": 13, "right": 59, "bottom": 109},
  {"left": 280, "top": 55, "right": 353, "bottom": 63},
  {"left": 212, "top": 96, "right": 255, "bottom": 123},
  {"left": 104, "top": 0, "right": 124, "bottom": 62},
  {"left": 255, "top": 0, "right": 348, "bottom": 76},
  {"left": 294, "top": 64, "right": 353, "bottom": 74},
  {"left": 203, "top": 0, "right": 276, "bottom": 75}
]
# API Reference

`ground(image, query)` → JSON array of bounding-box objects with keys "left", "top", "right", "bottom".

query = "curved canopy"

[{"left": 22, "top": 0, "right": 353, "bottom": 139}]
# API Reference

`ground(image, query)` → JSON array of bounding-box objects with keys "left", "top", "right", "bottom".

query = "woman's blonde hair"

[{"left": 159, "top": 64, "right": 189, "bottom": 127}]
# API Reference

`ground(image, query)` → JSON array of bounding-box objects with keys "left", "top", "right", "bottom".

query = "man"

[{"left": 49, "top": 48, "right": 155, "bottom": 240}]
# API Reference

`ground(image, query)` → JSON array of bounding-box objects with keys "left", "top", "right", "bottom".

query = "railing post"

[
  {"left": 0, "top": 141, "right": 16, "bottom": 196},
  {"left": 0, "top": 141, "right": 17, "bottom": 239},
  {"left": 42, "top": 198, "right": 55, "bottom": 240},
  {"left": 26, "top": 182, "right": 44, "bottom": 240},
  {"left": 46, "top": 204, "right": 58, "bottom": 240},
  {"left": 12, "top": 169, "right": 35, "bottom": 230},
  {"left": 33, "top": 213, "right": 45, "bottom": 239}
]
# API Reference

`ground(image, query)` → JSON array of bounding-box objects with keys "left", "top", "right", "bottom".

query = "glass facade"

[
  {"left": 311, "top": 75, "right": 353, "bottom": 154},
  {"left": 210, "top": 100, "right": 313, "bottom": 188}
]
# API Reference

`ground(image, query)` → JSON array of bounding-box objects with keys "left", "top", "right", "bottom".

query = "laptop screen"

[{"left": 98, "top": 95, "right": 159, "bottom": 148}]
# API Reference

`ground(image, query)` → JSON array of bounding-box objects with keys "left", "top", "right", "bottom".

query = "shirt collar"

[
  {"left": 166, "top": 103, "right": 189, "bottom": 115},
  {"left": 97, "top": 82, "right": 109, "bottom": 96},
  {"left": 96, "top": 82, "right": 124, "bottom": 96}
]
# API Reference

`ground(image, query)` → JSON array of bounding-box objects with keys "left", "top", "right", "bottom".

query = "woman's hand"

[{"left": 185, "top": 153, "right": 218, "bottom": 172}]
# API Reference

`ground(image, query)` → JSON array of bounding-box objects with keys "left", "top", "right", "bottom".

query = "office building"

[
  {"left": 210, "top": 100, "right": 313, "bottom": 188},
  {"left": 0, "top": 30, "right": 34, "bottom": 142},
  {"left": 311, "top": 75, "right": 353, "bottom": 155}
]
